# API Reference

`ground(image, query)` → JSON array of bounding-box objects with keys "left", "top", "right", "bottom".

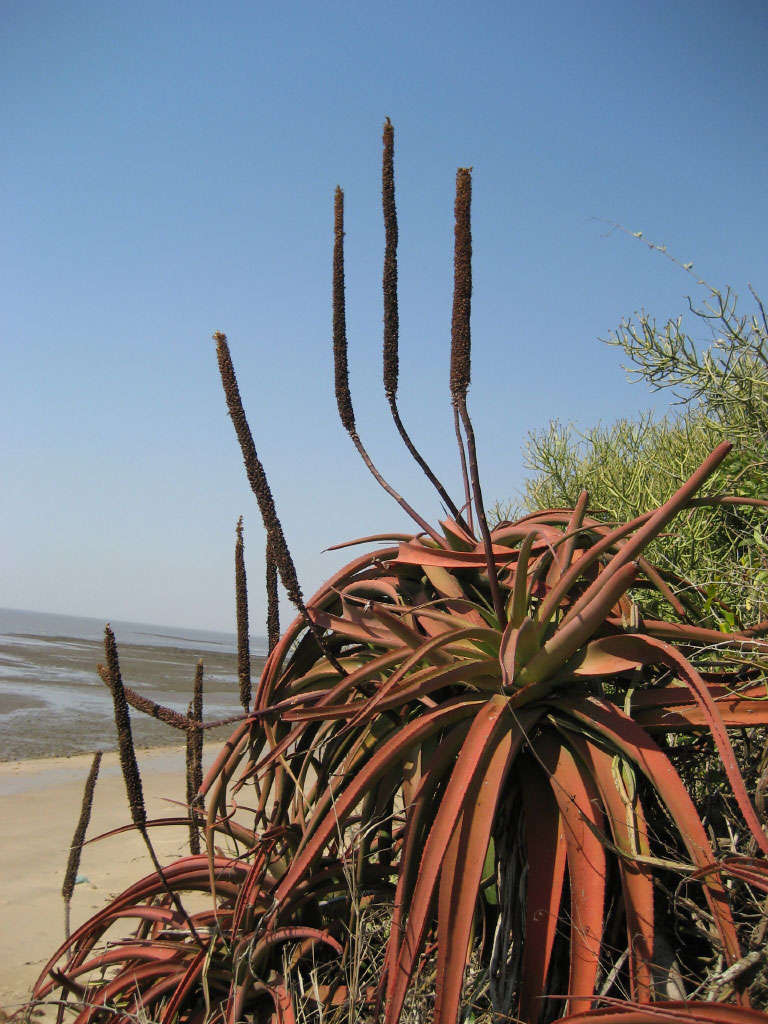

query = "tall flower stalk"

[
  {"left": 62, "top": 750, "right": 102, "bottom": 939},
  {"left": 266, "top": 537, "right": 280, "bottom": 654},
  {"left": 381, "top": 118, "right": 467, "bottom": 531},
  {"left": 450, "top": 168, "right": 506, "bottom": 625},
  {"left": 333, "top": 186, "right": 444, "bottom": 545},
  {"left": 235, "top": 516, "right": 251, "bottom": 713},
  {"left": 215, "top": 331, "right": 345, "bottom": 675},
  {"left": 186, "top": 659, "right": 204, "bottom": 855}
]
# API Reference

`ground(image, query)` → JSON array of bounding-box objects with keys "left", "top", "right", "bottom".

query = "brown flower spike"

[
  {"left": 266, "top": 537, "right": 280, "bottom": 654},
  {"left": 235, "top": 516, "right": 251, "bottom": 713},
  {"left": 62, "top": 750, "right": 102, "bottom": 938},
  {"left": 104, "top": 624, "right": 146, "bottom": 828}
]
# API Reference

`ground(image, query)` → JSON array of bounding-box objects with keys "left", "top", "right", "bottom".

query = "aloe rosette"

[{"left": 211, "top": 445, "right": 767, "bottom": 1024}]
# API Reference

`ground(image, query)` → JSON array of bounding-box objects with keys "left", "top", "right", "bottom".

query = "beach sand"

[{"left": 0, "top": 744, "right": 218, "bottom": 1014}]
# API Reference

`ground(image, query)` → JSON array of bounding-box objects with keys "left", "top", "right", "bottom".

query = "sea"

[{"left": 0, "top": 608, "right": 267, "bottom": 761}]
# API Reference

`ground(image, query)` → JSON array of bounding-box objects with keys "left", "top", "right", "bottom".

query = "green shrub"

[{"left": 521, "top": 277, "right": 768, "bottom": 630}]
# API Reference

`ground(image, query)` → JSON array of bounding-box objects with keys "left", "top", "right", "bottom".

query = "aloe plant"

[{"left": 34, "top": 122, "right": 768, "bottom": 1024}]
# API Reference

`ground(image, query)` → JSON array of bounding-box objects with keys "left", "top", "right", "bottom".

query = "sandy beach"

[{"left": 0, "top": 744, "right": 219, "bottom": 1014}]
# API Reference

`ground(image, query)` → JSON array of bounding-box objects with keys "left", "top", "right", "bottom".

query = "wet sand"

[
  {"left": 0, "top": 745, "right": 221, "bottom": 1013},
  {"left": 0, "top": 627, "right": 265, "bottom": 760}
]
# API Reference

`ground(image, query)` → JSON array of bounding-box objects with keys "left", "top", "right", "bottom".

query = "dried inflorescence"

[
  {"left": 62, "top": 750, "right": 102, "bottom": 937},
  {"left": 98, "top": 663, "right": 189, "bottom": 729},
  {"left": 186, "top": 659, "right": 204, "bottom": 855},
  {"left": 104, "top": 624, "right": 146, "bottom": 828},
  {"left": 450, "top": 167, "right": 472, "bottom": 403},
  {"left": 265, "top": 537, "right": 280, "bottom": 653},
  {"left": 333, "top": 187, "right": 355, "bottom": 435},
  {"left": 235, "top": 516, "right": 251, "bottom": 713},
  {"left": 215, "top": 333, "right": 307, "bottom": 617},
  {"left": 382, "top": 117, "right": 399, "bottom": 404}
]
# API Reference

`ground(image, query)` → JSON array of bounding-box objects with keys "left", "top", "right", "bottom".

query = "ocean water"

[{"left": 0, "top": 608, "right": 267, "bottom": 761}]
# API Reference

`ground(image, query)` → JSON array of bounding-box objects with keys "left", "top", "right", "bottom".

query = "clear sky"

[{"left": 2, "top": 1, "right": 767, "bottom": 633}]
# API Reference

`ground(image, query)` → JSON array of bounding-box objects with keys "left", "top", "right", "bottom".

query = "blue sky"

[{"left": 2, "top": 1, "right": 767, "bottom": 632}]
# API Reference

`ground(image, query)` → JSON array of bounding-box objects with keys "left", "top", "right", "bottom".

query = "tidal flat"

[{"left": 0, "top": 608, "right": 265, "bottom": 760}]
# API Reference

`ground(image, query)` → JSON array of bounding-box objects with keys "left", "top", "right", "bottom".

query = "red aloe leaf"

[
  {"left": 511, "top": 562, "right": 639, "bottom": 699},
  {"left": 129, "top": 974, "right": 200, "bottom": 1018},
  {"left": 250, "top": 926, "right": 343, "bottom": 969},
  {"left": 536, "top": 733, "right": 606, "bottom": 1013},
  {"left": 423, "top": 561, "right": 471, "bottom": 599},
  {"left": 374, "top": 657, "right": 499, "bottom": 709},
  {"left": 612, "top": 617, "right": 768, "bottom": 653},
  {"left": 68, "top": 943, "right": 184, "bottom": 978},
  {"left": 288, "top": 657, "right": 498, "bottom": 726},
  {"left": 546, "top": 489, "right": 590, "bottom": 589},
  {"left": 433, "top": 717, "right": 523, "bottom": 1024},
  {"left": 326, "top": 532, "right": 416, "bottom": 550},
  {"left": 508, "top": 529, "right": 540, "bottom": 626},
  {"left": 538, "top": 444, "right": 733, "bottom": 634},
  {"left": 635, "top": 693, "right": 768, "bottom": 731},
  {"left": 571, "top": 634, "right": 648, "bottom": 677},
  {"left": 394, "top": 539, "right": 539, "bottom": 570},
  {"left": 500, "top": 615, "right": 541, "bottom": 684},
  {"left": 561, "top": 442, "right": 732, "bottom": 629},
  {"left": 381, "top": 723, "right": 472, "bottom": 1001},
  {"left": 441, "top": 517, "right": 477, "bottom": 548},
  {"left": 587, "top": 633, "right": 768, "bottom": 857},
  {"left": 255, "top": 545, "right": 399, "bottom": 707},
  {"left": 519, "top": 759, "right": 568, "bottom": 1024},
  {"left": 565, "top": 697, "right": 743, "bottom": 969},
  {"left": 636, "top": 557, "right": 689, "bottom": 621},
  {"left": 72, "top": 963, "right": 188, "bottom": 1024},
  {"left": 692, "top": 856, "right": 768, "bottom": 894},
  {"left": 573, "top": 736, "right": 655, "bottom": 1001},
  {"left": 35, "top": 854, "right": 249, "bottom": 997},
  {"left": 309, "top": 607, "right": 406, "bottom": 647},
  {"left": 272, "top": 983, "right": 297, "bottom": 1024},
  {"left": 243, "top": 648, "right": 409, "bottom": 782},
  {"left": 384, "top": 701, "right": 539, "bottom": 1024},
  {"left": 159, "top": 947, "right": 209, "bottom": 1024},
  {"left": 200, "top": 718, "right": 252, "bottom": 797},
  {"left": 230, "top": 842, "right": 276, "bottom": 939},
  {"left": 109, "top": 905, "right": 182, "bottom": 925},
  {"left": 273, "top": 696, "right": 485, "bottom": 906},
  {"left": 490, "top": 522, "right": 566, "bottom": 547},
  {"left": 559, "top": 1000, "right": 768, "bottom": 1023},
  {"left": 340, "top": 625, "right": 490, "bottom": 730}
]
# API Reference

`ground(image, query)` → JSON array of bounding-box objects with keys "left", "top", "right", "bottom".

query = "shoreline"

[
  {"left": 0, "top": 725, "right": 245, "bottom": 767},
  {"left": 0, "top": 744, "right": 215, "bottom": 1012}
]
